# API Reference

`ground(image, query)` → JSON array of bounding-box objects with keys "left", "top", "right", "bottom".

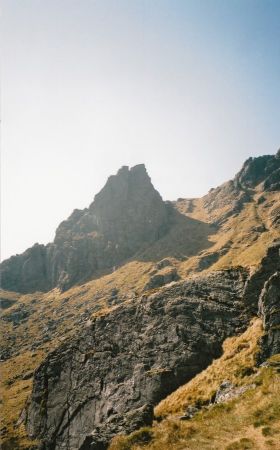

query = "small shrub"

[
  {"left": 213, "top": 402, "right": 234, "bottom": 413},
  {"left": 110, "top": 428, "right": 153, "bottom": 449},
  {"left": 127, "top": 428, "right": 153, "bottom": 446},
  {"left": 262, "top": 426, "right": 274, "bottom": 436},
  {"left": 234, "top": 366, "right": 255, "bottom": 378},
  {"left": 1, "top": 437, "right": 20, "bottom": 450},
  {"left": 253, "top": 419, "right": 264, "bottom": 428},
  {"left": 3, "top": 379, "right": 14, "bottom": 387},
  {"left": 225, "top": 437, "right": 255, "bottom": 449},
  {"left": 109, "top": 435, "right": 131, "bottom": 450}
]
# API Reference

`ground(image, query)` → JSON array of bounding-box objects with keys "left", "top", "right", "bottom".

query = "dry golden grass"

[
  {"left": 0, "top": 260, "right": 153, "bottom": 448},
  {"left": 110, "top": 327, "right": 280, "bottom": 450},
  {"left": 155, "top": 318, "right": 263, "bottom": 417},
  {"left": 0, "top": 351, "right": 46, "bottom": 449},
  {"left": 1, "top": 185, "right": 279, "bottom": 448},
  {"left": 179, "top": 191, "right": 280, "bottom": 276}
]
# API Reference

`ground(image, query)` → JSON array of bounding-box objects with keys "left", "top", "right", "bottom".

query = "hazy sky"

[{"left": 1, "top": 0, "right": 280, "bottom": 260}]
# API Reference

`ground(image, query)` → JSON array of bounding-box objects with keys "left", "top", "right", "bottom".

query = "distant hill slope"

[{"left": 1, "top": 151, "right": 280, "bottom": 293}]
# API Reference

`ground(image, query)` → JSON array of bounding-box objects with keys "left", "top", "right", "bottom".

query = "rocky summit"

[
  {"left": 1, "top": 164, "right": 169, "bottom": 293},
  {"left": 1, "top": 151, "right": 280, "bottom": 450}
]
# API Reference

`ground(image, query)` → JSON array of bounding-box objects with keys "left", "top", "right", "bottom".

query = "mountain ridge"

[
  {"left": 1, "top": 152, "right": 279, "bottom": 294},
  {"left": 0, "top": 150, "right": 280, "bottom": 450}
]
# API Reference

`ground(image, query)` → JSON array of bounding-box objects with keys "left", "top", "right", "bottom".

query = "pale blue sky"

[{"left": 1, "top": 0, "right": 280, "bottom": 260}]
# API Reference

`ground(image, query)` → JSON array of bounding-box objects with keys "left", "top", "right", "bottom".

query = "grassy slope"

[
  {"left": 0, "top": 185, "right": 279, "bottom": 448},
  {"left": 155, "top": 318, "right": 263, "bottom": 417},
  {"left": 110, "top": 321, "right": 280, "bottom": 450},
  {"left": 178, "top": 191, "right": 279, "bottom": 276},
  {"left": 0, "top": 261, "right": 153, "bottom": 448}
]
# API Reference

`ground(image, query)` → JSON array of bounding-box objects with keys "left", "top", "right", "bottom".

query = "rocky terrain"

[
  {"left": 26, "top": 268, "right": 250, "bottom": 449},
  {"left": 0, "top": 151, "right": 280, "bottom": 450},
  {"left": 1, "top": 164, "right": 169, "bottom": 292},
  {"left": 2, "top": 151, "right": 279, "bottom": 294}
]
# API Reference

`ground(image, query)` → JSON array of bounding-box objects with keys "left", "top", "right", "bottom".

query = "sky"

[{"left": 1, "top": 0, "right": 280, "bottom": 261}]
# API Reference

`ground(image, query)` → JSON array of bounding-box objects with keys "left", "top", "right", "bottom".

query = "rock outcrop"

[
  {"left": 214, "top": 380, "right": 256, "bottom": 404},
  {"left": 234, "top": 152, "right": 280, "bottom": 189},
  {"left": 259, "top": 270, "right": 280, "bottom": 358},
  {"left": 1, "top": 165, "right": 169, "bottom": 293},
  {"left": 26, "top": 268, "right": 250, "bottom": 449},
  {"left": 202, "top": 151, "right": 280, "bottom": 224},
  {"left": 144, "top": 260, "right": 180, "bottom": 291},
  {"left": 244, "top": 240, "right": 280, "bottom": 313}
]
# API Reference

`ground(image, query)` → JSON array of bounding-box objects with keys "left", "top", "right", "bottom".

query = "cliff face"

[
  {"left": 259, "top": 271, "right": 280, "bottom": 358},
  {"left": 26, "top": 268, "right": 250, "bottom": 450},
  {"left": 54, "top": 164, "right": 168, "bottom": 247},
  {"left": 244, "top": 240, "right": 280, "bottom": 313},
  {"left": 234, "top": 152, "right": 280, "bottom": 190},
  {"left": 1, "top": 165, "right": 169, "bottom": 293},
  {"left": 258, "top": 240, "right": 280, "bottom": 359}
]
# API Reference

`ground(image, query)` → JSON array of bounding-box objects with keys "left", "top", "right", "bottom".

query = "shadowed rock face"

[
  {"left": 0, "top": 165, "right": 169, "bottom": 293},
  {"left": 244, "top": 240, "right": 280, "bottom": 314},
  {"left": 26, "top": 268, "right": 250, "bottom": 450},
  {"left": 259, "top": 271, "right": 280, "bottom": 358},
  {"left": 55, "top": 165, "right": 168, "bottom": 247},
  {"left": 258, "top": 241, "right": 280, "bottom": 359},
  {"left": 234, "top": 153, "right": 280, "bottom": 189}
]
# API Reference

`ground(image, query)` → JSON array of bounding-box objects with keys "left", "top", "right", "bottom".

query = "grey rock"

[
  {"left": 202, "top": 152, "right": 280, "bottom": 225},
  {"left": 2, "top": 304, "right": 33, "bottom": 325},
  {"left": 1, "top": 165, "right": 169, "bottom": 293},
  {"left": 234, "top": 154, "right": 280, "bottom": 190},
  {"left": 244, "top": 240, "right": 280, "bottom": 313},
  {"left": 263, "top": 167, "right": 280, "bottom": 191},
  {"left": 214, "top": 381, "right": 256, "bottom": 404},
  {"left": 144, "top": 268, "right": 180, "bottom": 291},
  {"left": 26, "top": 268, "right": 250, "bottom": 450},
  {"left": 179, "top": 405, "right": 199, "bottom": 420},
  {"left": 196, "top": 245, "right": 231, "bottom": 271},
  {"left": 79, "top": 404, "right": 153, "bottom": 450},
  {"left": 259, "top": 271, "right": 280, "bottom": 358}
]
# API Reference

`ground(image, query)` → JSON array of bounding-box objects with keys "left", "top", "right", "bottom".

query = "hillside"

[
  {"left": 0, "top": 151, "right": 280, "bottom": 450},
  {"left": 2, "top": 153, "right": 279, "bottom": 293},
  {"left": 110, "top": 322, "right": 280, "bottom": 450}
]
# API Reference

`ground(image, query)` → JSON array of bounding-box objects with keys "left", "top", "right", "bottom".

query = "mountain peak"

[
  {"left": 1, "top": 153, "right": 279, "bottom": 294},
  {"left": 0, "top": 164, "right": 168, "bottom": 292},
  {"left": 234, "top": 151, "right": 280, "bottom": 189},
  {"left": 87, "top": 163, "right": 168, "bottom": 255},
  {"left": 91, "top": 163, "right": 152, "bottom": 209},
  {"left": 116, "top": 163, "right": 147, "bottom": 176}
]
